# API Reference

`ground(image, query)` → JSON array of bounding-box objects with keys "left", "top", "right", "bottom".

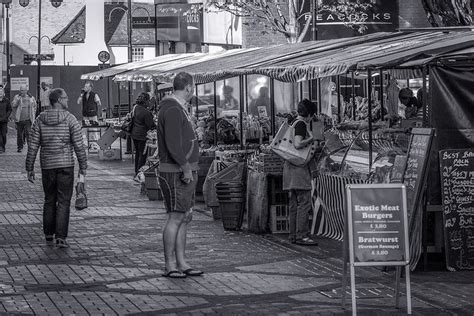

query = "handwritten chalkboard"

[
  {"left": 439, "top": 148, "right": 474, "bottom": 271},
  {"left": 403, "top": 128, "right": 434, "bottom": 270},
  {"left": 403, "top": 128, "right": 434, "bottom": 223}
]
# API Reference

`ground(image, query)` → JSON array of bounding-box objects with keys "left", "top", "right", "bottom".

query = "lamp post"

[
  {"left": 20, "top": 0, "right": 62, "bottom": 113},
  {"left": 108, "top": 0, "right": 132, "bottom": 112},
  {"left": 1, "top": 0, "right": 11, "bottom": 99}
]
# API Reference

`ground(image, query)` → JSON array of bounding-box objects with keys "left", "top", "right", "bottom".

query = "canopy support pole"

[
  {"left": 422, "top": 66, "right": 428, "bottom": 127},
  {"left": 270, "top": 78, "right": 275, "bottom": 136},
  {"left": 367, "top": 68, "right": 373, "bottom": 171},
  {"left": 239, "top": 75, "right": 244, "bottom": 149},
  {"left": 351, "top": 71, "right": 356, "bottom": 120},
  {"left": 317, "top": 78, "right": 322, "bottom": 114},
  {"left": 118, "top": 82, "right": 121, "bottom": 122},
  {"left": 336, "top": 75, "right": 341, "bottom": 123},
  {"left": 380, "top": 69, "right": 385, "bottom": 121},
  {"left": 213, "top": 81, "right": 217, "bottom": 146}
]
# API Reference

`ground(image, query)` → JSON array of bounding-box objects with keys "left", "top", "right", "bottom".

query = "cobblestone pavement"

[{"left": 0, "top": 126, "right": 473, "bottom": 315}]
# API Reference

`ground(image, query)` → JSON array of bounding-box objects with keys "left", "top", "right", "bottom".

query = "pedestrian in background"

[
  {"left": 77, "top": 81, "right": 102, "bottom": 151},
  {"left": 11, "top": 85, "right": 36, "bottom": 153},
  {"left": 157, "top": 72, "right": 203, "bottom": 278},
  {"left": 26, "top": 88, "right": 87, "bottom": 248},
  {"left": 283, "top": 99, "right": 319, "bottom": 246},
  {"left": 39, "top": 82, "right": 51, "bottom": 112},
  {"left": 0, "top": 87, "right": 12, "bottom": 153},
  {"left": 131, "top": 92, "right": 156, "bottom": 180}
]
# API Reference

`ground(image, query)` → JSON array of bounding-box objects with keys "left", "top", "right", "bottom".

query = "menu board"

[
  {"left": 439, "top": 148, "right": 474, "bottom": 271},
  {"left": 347, "top": 184, "right": 409, "bottom": 264},
  {"left": 403, "top": 128, "right": 434, "bottom": 223}
]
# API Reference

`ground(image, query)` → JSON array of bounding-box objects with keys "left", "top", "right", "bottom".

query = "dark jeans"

[
  {"left": 0, "top": 122, "right": 7, "bottom": 150},
  {"left": 133, "top": 139, "right": 148, "bottom": 174},
  {"left": 16, "top": 120, "right": 31, "bottom": 150},
  {"left": 288, "top": 189, "right": 312, "bottom": 241},
  {"left": 41, "top": 167, "right": 74, "bottom": 239}
]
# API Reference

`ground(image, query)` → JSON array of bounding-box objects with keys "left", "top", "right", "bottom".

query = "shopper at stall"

[
  {"left": 12, "top": 85, "right": 36, "bottom": 153},
  {"left": 283, "top": 99, "right": 319, "bottom": 246},
  {"left": 157, "top": 72, "right": 203, "bottom": 278},
  {"left": 0, "top": 88, "right": 12, "bottom": 153},
  {"left": 398, "top": 88, "right": 421, "bottom": 119},
  {"left": 26, "top": 88, "right": 87, "bottom": 248},
  {"left": 249, "top": 86, "right": 270, "bottom": 118},
  {"left": 221, "top": 85, "right": 238, "bottom": 110},
  {"left": 131, "top": 92, "right": 156, "bottom": 179}
]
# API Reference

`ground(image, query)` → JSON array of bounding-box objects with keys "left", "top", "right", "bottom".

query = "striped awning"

[{"left": 81, "top": 30, "right": 474, "bottom": 84}]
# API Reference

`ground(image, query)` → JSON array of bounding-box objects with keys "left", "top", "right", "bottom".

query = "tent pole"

[
  {"left": 213, "top": 81, "right": 217, "bottom": 146},
  {"left": 379, "top": 69, "right": 384, "bottom": 121},
  {"left": 239, "top": 75, "right": 244, "bottom": 149},
  {"left": 336, "top": 75, "right": 341, "bottom": 123},
  {"left": 118, "top": 82, "right": 121, "bottom": 122},
  {"left": 367, "top": 68, "right": 373, "bottom": 171},
  {"left": 270, "top": 78, "right": 275, "bottom": 136},
  {"left": 422, "top": 66, "right": 428, "bottom": 127},
  {"left": 195, "top": 83, "right": 199, "bottom": 119},
  {"left": 317, "top": 78, "right": 322, "bottom": 114},
  {"left": 351, "top": 71, "right": 356, "bottom": 120}
]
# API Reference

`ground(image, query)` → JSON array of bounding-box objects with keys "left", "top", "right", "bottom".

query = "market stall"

[{"left": 81, "top": 29, "right": 474, "bottom": 271}]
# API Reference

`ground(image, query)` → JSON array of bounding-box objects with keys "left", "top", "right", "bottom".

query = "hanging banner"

[{"left": 300, "top": 0, "right": 399, "bottom": 41}]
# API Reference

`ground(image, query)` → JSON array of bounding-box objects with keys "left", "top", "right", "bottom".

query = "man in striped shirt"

[{"left": 26, "top": 88, "right": 87, "bottom": 248}]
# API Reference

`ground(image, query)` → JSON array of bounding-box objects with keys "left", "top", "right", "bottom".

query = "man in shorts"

[{"left": 157, "top": 72, "right": 203, "bottom": 278}]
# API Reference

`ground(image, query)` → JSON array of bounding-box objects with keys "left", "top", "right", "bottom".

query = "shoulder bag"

[
  {"left": 270, "top": 119, "right": 318, "bottom": 166},
  {"left": 120, "top": 106, "right": 136, "bottom": 134}
]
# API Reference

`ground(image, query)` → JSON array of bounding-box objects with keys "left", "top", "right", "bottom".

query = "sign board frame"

[{"left": 342, "top": 183, "right": 412, "bottom": 315}]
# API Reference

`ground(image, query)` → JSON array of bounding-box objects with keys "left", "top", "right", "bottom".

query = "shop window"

[{"left": 132, "top": 48, "right": 144, "bottom": 62}]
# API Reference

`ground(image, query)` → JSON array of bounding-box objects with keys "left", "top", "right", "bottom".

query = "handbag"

[
  {"left": 75, "top": 175, "right": 88, "bottom": 210},
  {"left": 120, "top": 106, "right": 136, "bottom": 134},
  {"left": 270, "top": 119, "right": 318, "bottom": 166}
]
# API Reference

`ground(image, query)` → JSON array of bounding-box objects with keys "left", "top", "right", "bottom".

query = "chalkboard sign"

[
  {"left": 346, "top": 184, "right": 409, "bottom": 265},
  {"left": 403, "top": 128, "right": 434, "bottom": 223},
  {"left": 439, "top": 148, "right": 474, "bottom": 271}
]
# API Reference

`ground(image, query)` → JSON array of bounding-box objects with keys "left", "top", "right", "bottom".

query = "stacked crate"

[{"left": 268, "top": 176, "right": 289, "bottom": 233}]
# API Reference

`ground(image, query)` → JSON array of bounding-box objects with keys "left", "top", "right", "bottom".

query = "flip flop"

[
  {"left": 162, "top": 270, "right": 187, "bottom": 278},
  {"left": 295, "top": 238, "right": 318, "bottom": 246},
  {"left": 182, "top": 268, "right": 204, "bottom": 277}
]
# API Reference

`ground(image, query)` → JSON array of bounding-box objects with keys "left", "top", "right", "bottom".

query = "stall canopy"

[{"left": 81, "top": 30, "right": 474, "bottom": 84}]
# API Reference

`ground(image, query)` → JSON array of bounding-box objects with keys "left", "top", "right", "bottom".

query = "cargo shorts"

[{"left": 158, "top": 171, "right": 197, "bottom": 213}]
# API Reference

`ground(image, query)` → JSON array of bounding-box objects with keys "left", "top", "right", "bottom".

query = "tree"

[
  {"left": 421, "top": 0, "right": 473, "bottom": 26},
  {"left": 204, "top": 0, "right": 374, "bottom": 44}
]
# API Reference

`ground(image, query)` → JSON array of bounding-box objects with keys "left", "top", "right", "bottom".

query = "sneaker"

[
  {"left": 56, "top": 238, "right": 69, "bottom": 248},
  {"left": 17, "top": 148, "right": 22, "bottom": 153},
  {"left": 45, "top": 235, "right": 54, "bottom": 246}
]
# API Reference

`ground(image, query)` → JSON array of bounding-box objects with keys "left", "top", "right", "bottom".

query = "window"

[{"left": 132, "top": 47, "right": 144, "bottom": 62}]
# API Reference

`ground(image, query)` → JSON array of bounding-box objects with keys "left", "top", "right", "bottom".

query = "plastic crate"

[
  {"left": 270, "top": 204, "right": 289, "bottom": 234},
  {"left": 268, "top": 176, "right": 288, "bottom": 205},
  {"left": 219, "top": 201, "right": 244, "bottom": 230}
]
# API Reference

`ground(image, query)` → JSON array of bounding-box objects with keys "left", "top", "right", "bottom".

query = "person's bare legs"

[
  {"left": 163, "top": 212, "right": 185, "bottom": 272},
  {"left": 176, "top": 210, "right": 192, "bottom": 271}
]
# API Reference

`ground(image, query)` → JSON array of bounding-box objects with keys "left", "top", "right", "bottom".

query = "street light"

[
  {"left": 20, "top": 0, "right": 63, "bottom": 113},
  {"left": 1, "top": 0, "right": 12, "bottom": 99},
  {"left": 108, "top": 0, "right": 133, "bottom": 112}
]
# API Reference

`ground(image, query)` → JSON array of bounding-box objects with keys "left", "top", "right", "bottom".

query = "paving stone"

[{"left": 0, "top": 131, "right": 472, "bottom": 315}]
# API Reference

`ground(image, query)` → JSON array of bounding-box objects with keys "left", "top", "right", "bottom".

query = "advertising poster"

[{"left": 348, "top": 184, "right": 408, "bottom": 263}]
